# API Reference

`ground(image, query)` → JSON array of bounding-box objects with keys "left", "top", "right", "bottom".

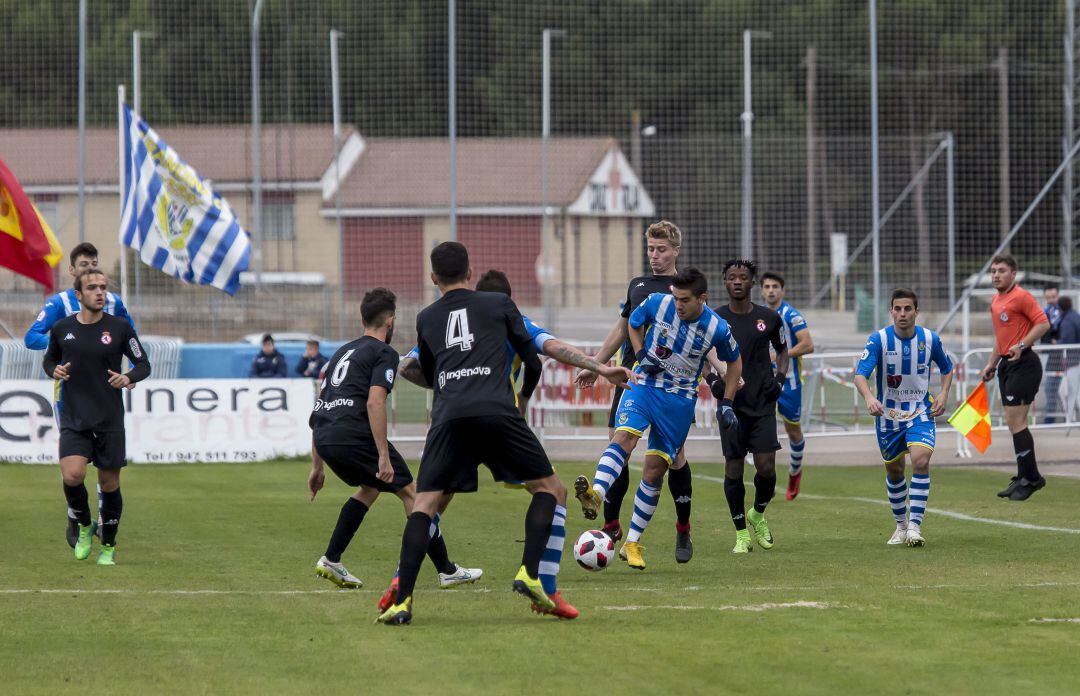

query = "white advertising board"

[{"left": 0, "top": 379, "right": 315, "bottom": 464}]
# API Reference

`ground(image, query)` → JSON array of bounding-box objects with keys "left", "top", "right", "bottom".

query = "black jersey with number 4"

[
  {"left": 416, "top": 288, "right": 540, "bottom": 426},
  {"left": 43, "top": 313, "right": 150, "bottom": 431},
  {"left": 715, "top": 303, "right": 785, "bottom": 417},
  {"left": 310, "top": 336, "right": 399, "bottom": 445},
  {"left": 618, "top": 274, "right": 676, "bottom": 367}
]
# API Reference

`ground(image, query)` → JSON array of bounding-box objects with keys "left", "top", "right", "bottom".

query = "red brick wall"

[
  {"left": 458, "top": 215, "right": 541, "bottom": 305},
  {"left": 342, "top": 217, "right": 424, "bottom": 300}
]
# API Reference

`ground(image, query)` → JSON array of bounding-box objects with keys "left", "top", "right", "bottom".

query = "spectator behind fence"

[
  {"left": 1041, "top": 286, "right": 1063, "bottom": 423},
  {"left": 296, "top": 337, "right": 328, "bottom": 379},
  {"left": 1056, "top": 296, "right": 1080, "bottom": 420},
  {"left": 250, "top": 333, "right": 287, "bottom": 378}
]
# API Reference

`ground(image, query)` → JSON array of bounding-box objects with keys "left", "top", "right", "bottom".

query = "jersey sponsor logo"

[
  {"left": 860, "top": 348, "right": 869, "bottom": 360},
  {"left": 313, "top": 397, "right": 355, "bottom": 411},
  {"left": 791, "top": 315, "right": 805, "bottom": 327},
  {"left": 64, "top": 333, "right": 75, "bottom": 341},
  {"left": 385, "top": 368, "right": 395, "bottom": 384},
  {"left": 636, "top": 282, "right": 645, "bottom": 288},
  {"left": 655, "top": 345, "right": 673, "bottom": 360},
  {"left": 756, "top": 319, "right": 766, "bottom": 332},
  {"left": 887, "top": 374, "right": 903, "bottom": 389},
  {"left": 100, "top": 331, "right": 112, "bottom": 345},
  {"left": 1000, "top": 312, "right": 1009, "bottom": 322},
  {"left": 437, "top": 365, "right": 492, "bottom": 388},
  {"left": 36, "top": 310, "right": 45, "bottom": 321},
  {"left": 128, "top": 338, "right": 142, "bottom": 358}
]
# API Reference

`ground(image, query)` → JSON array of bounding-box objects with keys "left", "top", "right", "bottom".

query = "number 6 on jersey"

[{"left": 445, "top": 309, "right": 475, "bottom": 352}]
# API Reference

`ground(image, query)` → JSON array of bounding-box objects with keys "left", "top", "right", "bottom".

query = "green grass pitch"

[{"left": 2, "top": 461, "right": 1079, "bottom": 694}]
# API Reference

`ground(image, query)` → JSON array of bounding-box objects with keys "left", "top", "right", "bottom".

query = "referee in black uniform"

[
  {"left": 711, "top": 260, "right": 788, "bottom": 554},
  {"left": 377, "top": 241, "right": 569, "bottom": 625},
  {"left": 575, "top": 220, "right": 696, "bottom": 562},
  {"left": 43, "top": 270, "right": 150, "bottom": 565}
]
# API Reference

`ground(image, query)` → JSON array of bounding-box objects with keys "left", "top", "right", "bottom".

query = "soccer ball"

[{"left": 573, "top": 529, "right": 615, "bottom": 571}]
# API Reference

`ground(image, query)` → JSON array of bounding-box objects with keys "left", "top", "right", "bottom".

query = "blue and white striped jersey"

[
  {"left": 24, "top": 288, "right": 134, "bottom": 350},
  {"left": 855, "top": 325, "right": 953, "bottom": 431},
  {"left": 775, "top": 301, "right": 809, "bottom": 390},
  {"left": 629, "top": 293, "right": 740, "bottom": 398}
]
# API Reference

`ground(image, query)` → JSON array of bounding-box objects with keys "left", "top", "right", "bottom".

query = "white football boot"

[
  {"left": 315, "top": 556, "right": 363, "bottom": 588},
  {"left": 438, "top": 565, "right": 484, "bottom": 588},
  {"left": 887, "top": 523, "right": 908, "bottom": 545},
  {"left": 905, "top": 524, "right": 925, "bottom": 547}
]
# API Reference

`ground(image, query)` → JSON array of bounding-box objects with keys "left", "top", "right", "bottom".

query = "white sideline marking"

[
  {"left": 602, "top": 601, "right": 832, "bottom": 612},
  {"left": 0, "top": 588, "right": 492, "bottom": 596},
  {"left": 1029, "top": 617, "right": 1080, "bottom": 624},
  {"left": 674, "top": 468, "right": 1080, "bottom": 535}
]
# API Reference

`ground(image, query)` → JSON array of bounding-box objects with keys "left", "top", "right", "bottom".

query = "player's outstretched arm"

[
  {"left": 790, "top": 327, "right": 815, "bottom": 358},
  {"left": 543, "top": 338, "right": 635, "bottom": 388},
  {"left": 722, "top": 355, "right": 742, "bottom": 401},
  {"left": 121, "top": 327, "right": 152, "bottom": 384},
  {"left": 575, "top": 316, "right": 629, "bottom": 388},
  {"left": 42, "top": 329, "right": 66, "bottom": 379}
]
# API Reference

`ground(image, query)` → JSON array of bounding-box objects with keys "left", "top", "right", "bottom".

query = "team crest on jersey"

[
  {"left": 918, "top": 342, "right": 926, "bottom": 352},
  {"left": 100, "top": 331, "right": 112, "bottom": 345},
  {"left": 618, "top": 413, "right": 629, "bottom": 425},
  {"left": 756, "top": 319, "right": 766, "bottom": 332},
  {"left": 902, "top": 344, "right": 910, "bottom": 356},
  {"left": 1000, "top": 312, "right": 1009, "bottom": 322},
  {"left": 860, "top": 348, "right": 869, "bottom": 360},
  {"left": 887, "top": 374, "right": 903, "bottom": 389}
]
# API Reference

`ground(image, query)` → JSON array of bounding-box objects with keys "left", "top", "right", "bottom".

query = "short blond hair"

[{"left": 645, "top": 220, "right": 682, "bottom": 247}]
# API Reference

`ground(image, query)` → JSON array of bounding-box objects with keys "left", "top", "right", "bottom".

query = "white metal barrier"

[{"left": 0, "top": 337, "right": 184, "bottom": 380}]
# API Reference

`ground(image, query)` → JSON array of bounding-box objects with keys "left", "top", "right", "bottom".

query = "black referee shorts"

[
  {"left": 998, "top": 349, "right": 1042, "bottom": 407},
  {"left": 417, "top": 415, "right": 554, "bottom": 494},
  {"left": 315, "top": 439, "right": 413, "bottom": 493},
  {"left": 719, "top": 411, "right": 781, "bottom": 460},
  {"left": 59, "top": 429, "right": 126, "bottom": 469},
  {"left": 607, "top": 385, "right": 626, "bottom": 429}
]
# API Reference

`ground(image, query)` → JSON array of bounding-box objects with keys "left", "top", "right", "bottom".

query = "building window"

[
  {"left": 260, "top": 191, "right": 295, "bottom": 241},
  {"left": 33, "top": 194, "right": 60, "bottom": 233}
]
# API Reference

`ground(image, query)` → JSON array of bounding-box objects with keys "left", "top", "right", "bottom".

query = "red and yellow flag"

[
  {"left": 948, "top": 381, "right": 992, "bottom": 453},
  {"left": 0, "top": 156, "right": 62, "bottom": 291}
]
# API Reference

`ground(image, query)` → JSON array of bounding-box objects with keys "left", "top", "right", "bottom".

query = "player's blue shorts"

[
  {"left": 777, "top": 384, "right": 802, "bottom": 424},
  {"left": 876, "top": 418, "right": 936, "bottom": 463},
  {"left": 614, "top": 384, "right": 695, "bottom": 465}
]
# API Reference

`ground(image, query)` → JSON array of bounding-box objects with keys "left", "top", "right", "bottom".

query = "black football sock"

[
  {"left": 753, "top": 473, "right": 776, "bottom": 514},
  {"left": 99, "top": 488, "right": 123, "bottom": 546},
  {"left": 425, "top": 520, "right": 456, "bottom": 576},
  {"left": 62, "top": 483, "right": 92, "bottom": 526},
  {"left": 603, "top": 465, "right": 631, "bottom": 525},
  {"left": 1012, "top": 428, "right": 1039, "bottom": 480},
  {"left": 724, "top": 476, "right": 747, "bottom": 531},
  {"left": 394, "top": 513, "right": 432, "bottom": 602},
  {"left": 324, "top": 498, "right": 369, "bottom": 563},
  {"left": 668, "top": 462, "right": 693, "bottom": 528},
  {"left": 522, "top": 492, "right": 557, "bottom": 578}
]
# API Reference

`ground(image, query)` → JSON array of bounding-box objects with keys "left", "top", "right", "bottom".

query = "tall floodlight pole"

[
  {"left": 78, "top": 0, "right": 87, "bottom": 243},
  {"left": 252, "top": 0, "right": 265, "bottom": 291},
  {"left": 869, "top": 0, "right": 882, "bottom": 327},
  {"left": 331, "top": 29, "right": 345, "bottom": 338},
  {"left": 542, "top": 28, "right": 565, "bottom": 330},
  {"left": 741, "top": 30, "right": 771, "bottom": 260},
  {"left": 448, "top": 0, "right": 457, "bottom": 242}
]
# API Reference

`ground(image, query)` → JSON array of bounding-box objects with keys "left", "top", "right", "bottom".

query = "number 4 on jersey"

[{"left": 445, "top": 309, "right": 475, "bottom": 352}]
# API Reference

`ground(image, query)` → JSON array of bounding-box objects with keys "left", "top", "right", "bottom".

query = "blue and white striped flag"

[{"left": 119, "top": 105, "right": 251, "bottom": 295}]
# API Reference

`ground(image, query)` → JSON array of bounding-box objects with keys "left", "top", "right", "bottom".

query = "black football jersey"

[
  {"left": 619, "top": 274, "right": 676, "bottom": 367},
  {"left": 310, "top": 336, "right": 399, "bottom": 445},
  {"left": 43, "top": 313, "right": 151, "bottom": 431},
  {"left": 416, "top": 288, "right": 537, "bottom": 425},
  {"left": 715, "top": 303, "right": 786, "bottom": 417}
]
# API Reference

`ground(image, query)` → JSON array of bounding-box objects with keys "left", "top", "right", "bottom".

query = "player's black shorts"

[
  {"left": 315, "top": 438, "right": 413, "bottom": 493},
  {"left": 417, "top": 415, "right": 554, "bottom": 493},
  {"left": 719, "top": 411, "right": 781, "bottom": 460},
  {"left": 997, "top": 349, "right": 1042, "bottom": 406},
  {"left": 59, "top": 428, "right": 126, "bottom": 469},
  {"left": 607, "top": 385, "right": 626, "bottom": 429}
]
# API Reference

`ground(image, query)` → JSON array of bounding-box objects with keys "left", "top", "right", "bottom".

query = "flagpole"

[{"left": 118, "top": 84, "right": 128, "bottom": 304}]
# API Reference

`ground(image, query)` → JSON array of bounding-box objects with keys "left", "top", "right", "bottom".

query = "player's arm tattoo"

[{"left": 547, "top": 340, "right": 606, "bottom": 373}]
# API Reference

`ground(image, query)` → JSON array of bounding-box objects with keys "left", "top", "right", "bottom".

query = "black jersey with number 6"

[
  {"left": 310, "top": 336, "right": 399, "bottom": 445},
  {"left": 416, "top": 288, "right": 540, "bottom": 426},
  {"left": 715, "top": 303, "right": 786, "bottom": 417}
]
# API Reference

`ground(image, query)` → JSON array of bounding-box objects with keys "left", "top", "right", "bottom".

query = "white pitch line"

[
  {"left": 601, "top": 601, "right": 833, "bottom": 612},
  {"left": 1029, "top": 618, "right": 1080, "bottom": 624},
  {"left": 672, "top": 468, "right": 1080, "bottom": 535},
  {"left": 0, "top": 588, "right": 492, "bottom": 596}
]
